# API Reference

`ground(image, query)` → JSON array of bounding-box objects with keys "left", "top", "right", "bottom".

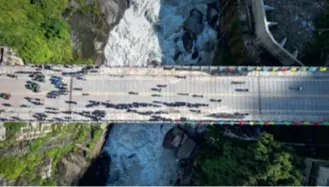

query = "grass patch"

[
  {"left": 0, "top": 152, "right": 43, "bottom": 181},
  {"left": 3, "top": 122, "right": 26, "bottom": 133},
  {"left": 46, "top": 144, "right": 76, "bottom": 175}
]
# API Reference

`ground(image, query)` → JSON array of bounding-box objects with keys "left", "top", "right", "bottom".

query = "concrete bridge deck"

[{"left": 0, "top": 65, "right": 329, "bottom": 125}]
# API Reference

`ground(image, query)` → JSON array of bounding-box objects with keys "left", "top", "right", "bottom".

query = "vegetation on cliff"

[
  {"left": 0, "top": 0, "right": 102, "bottom": 64},
  {"left": 194, "top": 128, "right": 304, "bottom": 186},
  {"left": 0, "top": 122, "right": 105, "bottom": 185}
]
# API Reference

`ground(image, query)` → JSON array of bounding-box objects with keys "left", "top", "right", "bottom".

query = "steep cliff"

[{"left": 0, "top": 122, "right": 108, "bottom": 186}]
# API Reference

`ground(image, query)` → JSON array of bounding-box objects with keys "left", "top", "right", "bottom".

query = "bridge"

[{"left": 0, "top": 65, "right": 329, "bottom": 126}]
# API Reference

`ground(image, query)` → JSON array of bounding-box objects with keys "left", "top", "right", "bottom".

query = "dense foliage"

[
  {"left": 0, "top": 0, "right": 73, "bottom": 64},
  {"left": 195, "top": 130, "right": 304, "bottom": 186},
  {"left": 0, "top": 123, "right": 104, "bottom": 185},
  {"left": 302, "top": 5, "right": 329, "bottom": 66}
]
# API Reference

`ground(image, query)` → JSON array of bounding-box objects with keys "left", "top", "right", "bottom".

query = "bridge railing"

[
  {"left": 4, "top": 64, "right": 329, "bottom": 73},
  {"left": 0, "top": 119, "right": 328, "bottom": 126}
]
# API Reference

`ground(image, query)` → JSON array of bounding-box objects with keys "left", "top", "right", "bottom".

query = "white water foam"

[
  {"left": 102, "top": 0, "right": 219, "bottom": 185},
  {"left": 103, "top": 124, "right": 178, "bottom": 186},
  {"left": 104, "top": 0, "right": 219, "bottom": 66}
]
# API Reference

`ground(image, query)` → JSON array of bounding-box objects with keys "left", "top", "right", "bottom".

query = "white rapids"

[
  {"left": 102, "top": 0, "right": 220, "bottom": 185},
  {"left": 103, "top": 124, "right": 178, "bottom": 186},
  {"left": 104, "top": 0, "right": 219, "bottom": 66}
]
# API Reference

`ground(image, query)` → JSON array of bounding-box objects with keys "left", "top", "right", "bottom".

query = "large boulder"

[
  {"left": 182, "top": 32, "right": 193, "bottom": 52},
  {"left": 207, "top": 2, "right": 219, "bottom": 29},
  {"left": 192, "top": 50, "right": 198, "bottom": 59},
  {"left": 163, "top": 127, "right": 187, "bottom": 149},
  {"left": 69, "top": 0, "right": 81, "bottom": 9},
  {"left": 55, "top": 152, "right": 88, "bottom": 186},
  {"left": 99, "top": 0, "right": 129, "bottom": 28},
  {"left": 184, "top": 9, "right": 204, "bottom": 35},
  {"left": 184, "top": 18, "right": 204, "bottom": 35},
  {"left": 173, "top": 51, "right": 182, "bottom": 61},
  {"left": 175, "top": 138, "right": 196, "bottom": 159},
  {"left": 189, "top": 9, "right": 203, "bottom": 24},
  {"left": 78, "top": 152, "right": 111, "bottom": 186}
]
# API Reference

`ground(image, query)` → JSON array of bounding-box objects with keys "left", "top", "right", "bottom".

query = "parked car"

[
  {"left": 157, "top": 84, "right": 167, "bottom": 88},
  {"left": 27, "top": 82, "right": 40, "bottom": 92},
  {"left": 0, "top": 93, "right": 11, "bottom": 100},
  {"left": 151, "top": 88, "right": 161, "bottom": 92},
  {"left": 235, "top": 88, "right": 249, "bottom": 92},
  {"left": 128, "top": 91, "right": 138, "bottom": 95},
  {"left": 192, "top": 94, "right": 203, "bottom": 98},
  {"left": 231, "top": 81, "right": 246, "bottom": 84},
  {"left": 20, "top": 104, "right": 31, "bottom": 108},
  {"left": 73, "top": 88, "right": 83, "bottom": 91},
  {"left": 289, "top": 86, "right": 303, "bottom": 91},
  {"left": 210, "top": 99, "right": 222, "bottom": 102}
]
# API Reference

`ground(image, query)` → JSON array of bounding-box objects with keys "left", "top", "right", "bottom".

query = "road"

[{"left": 0, "top": 68, "right": 329, "bottom": 123}]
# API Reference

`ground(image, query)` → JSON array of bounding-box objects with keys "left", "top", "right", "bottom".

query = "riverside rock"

[
  {"left": 182, "top": 32, "right": 194, "bottom": 52},
  {"left": 183, "top": 9, "right": 204, "bottom": 35},
  {"left": 175, "top": 138, "right": 196, "bottom": 159},
  {"left": 99, "top": 0, "right": 130, "bottom": 28},
  {"left": 163, "top": 127, "right": 186, "bottom": 149}
]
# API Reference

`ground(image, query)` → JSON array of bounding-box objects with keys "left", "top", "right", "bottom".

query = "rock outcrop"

[
  {"left": 78, "top": 152, "right": 111, "bottom": 186},
  {"left": 99, "top": 0, "right": 130, "bottom": 29},
  {"left": 183, "top": 9, "right": 204, "bottom": 35},
  {"left": 182, "top": 32, "right": 194, "bottom": 52},
  {"left": 67, "top": 0, "right": 129, "bottom": 65},
  {"left": 55, "top": 152, "right": 88, "bottom": 186},
  {"left": 163, "top": 127, "right": 196, "bottom": 159},
  {"left": 176, "top": 138, "right": 196, "bottom": 159},
  {"left": 0, "top": 47, "right": 24, "bottom": 66}
]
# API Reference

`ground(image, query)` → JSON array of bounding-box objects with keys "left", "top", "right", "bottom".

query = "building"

[{"left": 305, "top": 158, "right": 329, "bottom": 186}]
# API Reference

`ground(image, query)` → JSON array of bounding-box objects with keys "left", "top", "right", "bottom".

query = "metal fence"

[
  {"left": 1, "top": 119, "right": 328, "bottom": 126},
  {"left": 21, "top": 65, "right": 329, "bottom": 72}
]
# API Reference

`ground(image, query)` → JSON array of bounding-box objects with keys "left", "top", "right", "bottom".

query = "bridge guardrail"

[
  {"left": 0, "top": 119, "right": 328, "bottom": 126},
  {"left": 3, "top": 65, "right": 329, "bottom": 73}
]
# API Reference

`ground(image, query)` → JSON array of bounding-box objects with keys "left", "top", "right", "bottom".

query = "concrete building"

[{"left": 305, "top": 158, "right": 329, "bottom": 186}]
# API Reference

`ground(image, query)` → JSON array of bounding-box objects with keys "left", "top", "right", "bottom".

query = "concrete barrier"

[{"left": 252, "top": 0, "right": 304, "bottom": 66}]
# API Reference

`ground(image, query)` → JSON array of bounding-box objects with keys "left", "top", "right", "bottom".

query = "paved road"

[{"left": 0, "top": 69, "right": 329, "bottom": 123}]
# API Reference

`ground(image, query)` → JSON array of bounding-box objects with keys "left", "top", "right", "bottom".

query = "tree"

[
  {"left": 195, "top": 132, "right": 304, "bottom": 186},
  {"left": 0, "top": 0, "right": 72, "bottom": 64}
]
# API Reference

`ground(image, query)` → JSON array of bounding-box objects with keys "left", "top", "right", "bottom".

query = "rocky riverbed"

[
  {"left": 102, "top": 124, "right": 178, "bottom": 186},
  {"left": 85, "top": 123, "right": 208, "bottom": 186},
  {"left": 66, "top": 0, "right": 129, "bottom": 64}
]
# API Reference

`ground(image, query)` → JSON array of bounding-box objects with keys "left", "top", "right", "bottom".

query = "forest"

[
  {"left": 0, "top": 0, "right": 91, "bottom": 64},
  {"left": 194, "top": 128, "right": 305, "bottom": 186}
]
